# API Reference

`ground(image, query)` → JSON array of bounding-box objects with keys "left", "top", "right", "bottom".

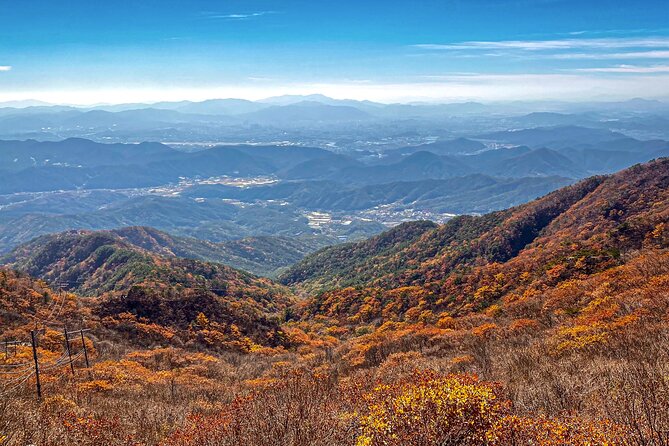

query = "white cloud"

[
  {"left": 550, "top": 50, "right": 669, "bottom": 60},
  {"left": 207, "top": 11, "right": 275, "bottom": 20},
  {"left": 571, "top": 65, "right": 669, "bottom": 73},
  {"left": 247, "top": 76, "right": 276, "bottom": 82},
  {"left": 413, "top": 37, "right": 669, "bottom": 51},
  {"left": 411, "top": 37, "right": 669, "bottom": 64},
  {"left": 0, "top": 66, "right": 11, "bottom": 71}
]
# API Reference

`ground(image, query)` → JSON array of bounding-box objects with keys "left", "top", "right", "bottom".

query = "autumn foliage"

[{"left": 2, "top": 158, "right": 669, "bottom": 444}]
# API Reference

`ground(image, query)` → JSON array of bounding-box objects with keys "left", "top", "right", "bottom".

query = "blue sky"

[{"left": 1, "top": 0, "right": 668, "bottom": 104}]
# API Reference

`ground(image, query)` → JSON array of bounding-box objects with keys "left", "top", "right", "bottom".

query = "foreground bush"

[{"left": 356, "top": 373, "right": 506, "bottom": 446}]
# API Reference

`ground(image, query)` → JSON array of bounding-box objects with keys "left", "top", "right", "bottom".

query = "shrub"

[{"left": 356, "top": 373, "right": 506, "bottom": 446}]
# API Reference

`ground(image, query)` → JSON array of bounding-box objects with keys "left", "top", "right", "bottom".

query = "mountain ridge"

[{"left": 281, "top": 158, "right": 669, "bottom": 303}]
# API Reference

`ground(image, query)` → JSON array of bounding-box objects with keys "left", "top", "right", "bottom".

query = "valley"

[{"left": 2, "top": 102, "right": 667, "bottom": 272}]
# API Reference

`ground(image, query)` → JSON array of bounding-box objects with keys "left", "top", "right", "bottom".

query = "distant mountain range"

[
  {"left": 5, "top": 95, "right": 667, "bottom": 115},
  {"left": 1, "top": 95, "right": 668, "bottom": 142},
  {"left": 0, "top": 95, "right": 667, "bottom": 277},
  {"left": 0, "top": 129, "right": 665, "bottom": 195},
  {"left": 0, "top": 128, "right": 666, "bottom": 259}
]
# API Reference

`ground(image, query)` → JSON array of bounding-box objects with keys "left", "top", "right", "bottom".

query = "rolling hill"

[
  {"left": 330, "top": 151, "right": 473, "bottom": 185},
  {"left": 479, "top": 125, "right": 626, "bottom": 148},
  {"left": 183, "top": 175, "right": 572, "bottom": 213},
  {"left": 1, "top": 226, "right": 333, "bottom": 277},
  {"left": 0, "top": 135, "right": 665, "bottom": 197},
  {"left": 0, "top": 138, "right": 331, "bottom": 193},
  {"left": 0, "top": 229, "right": 294, "bottom": 350},
  {"left": 0, "top": 137, "right": 176, "bottom": 172},
  {"left": 380, "top": 138, "right": 486, "bottom": 162}
]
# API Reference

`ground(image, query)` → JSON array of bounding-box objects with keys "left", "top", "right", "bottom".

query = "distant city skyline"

[{"left": 1, "top": 0, "right": 668, "bottom": 104}]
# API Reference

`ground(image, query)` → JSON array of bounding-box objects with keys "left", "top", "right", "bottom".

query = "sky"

[{"left": 1, "top": 0, "right": 669, "bottom": 104}]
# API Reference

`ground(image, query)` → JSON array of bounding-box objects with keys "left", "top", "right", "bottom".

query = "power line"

[
  {"left": 1, "top": 276, "right": 96, "bottom": 400},
  {"left": 0, "top": 364, "right": 35, "bottom": 375},
  {"left": 0, "top": 361, "right": 33, "bottom": 369},
  {"left": 30, "top": 279, "right": 85, "bottom": 329},
  {"left": 1, "top": 328, "right": 94, "bottom": 401},
  {"left": 0, "top": 371, "right": 35, "bottom": 398}
]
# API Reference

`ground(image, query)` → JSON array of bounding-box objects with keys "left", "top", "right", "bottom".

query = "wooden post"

[
  {"left": 30, "top": 330, "right": 42, "bottom": 401},
  {"left": 4, "top": 340, "right": 7, "bottom": 360},
  {"left": 64, "top": 327, "right": 75, "bottom": 375},
  {"left": 80, "top": 329, "right": 92, "bottom": 379}
]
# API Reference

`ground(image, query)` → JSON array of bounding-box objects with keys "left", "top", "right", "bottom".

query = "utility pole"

[
  {"left": 80, "top": 329, "right": 92, "bottom": 379},
  {"left": 64, "top": 327, "right": 75, "bottom": 376},
  {"left": 59, "top": 327, "right": 92, "bottom": 378},
  {"left": 30, "top": 330, "right": 42, "bottom": 401}
]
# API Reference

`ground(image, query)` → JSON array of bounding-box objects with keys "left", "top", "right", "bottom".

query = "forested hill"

[
  {"left": 1, "top": 230, "right": 294, "bottom": 350},
  {"left": 282, "top": 158, "right": 669, "bottom": 312},
  {"left": 279, "top": 220, "right": 438, "bottom": 290},
  {"left": 2, "top": 226, "right": 331, "bottom": 277}
]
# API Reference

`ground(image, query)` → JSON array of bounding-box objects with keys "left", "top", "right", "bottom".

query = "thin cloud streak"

[
  {"left": 0, "top": 66, "right": 11, "bottom": 71},
  {"left": 206, "top": 11, "right": 276, "bottom": 20},
  {"left": 571, "top": 65, "right": 669, "bottom": 73},
  {"left": 565, "top": 28, "right": 669, "bottom": 36},
  {"left": 549, "top": 50, "right": 669, "bottom": 60},
  {"left": 413, "top": 37, "right": 669, "bottom": 51}
]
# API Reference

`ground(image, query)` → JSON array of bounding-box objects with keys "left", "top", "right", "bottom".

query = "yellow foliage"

[
  {"left": 357, "top": 373, "right": 505, "bottom": 446},
  {"left": 472, "top": 322, "right": 498, "bottom": 338},
  {"left": 485, "top": 304, "right": 502, "bottom": 317},
  {"left": 418, "top": 309, "right": 437, "bottom": 324},
  {"left": 492, "top": 414, "right": 626, "bottom": 445},
  {"left": 451, "top": 355, "right": 475, "bottom": 366},
  {"left": 195, "top": 312, "right": 210, "bottom": 329},
  {"left": 78, "top": 380, "right": 115, "bottom": 393},
  {"left": 41, "top": 395, "right": 77, "bottom": 415},
  {"left": 474, "top": 285, "right": 501, "bottom": 301},
  {"left": 436, "top": 313, "right": 455, "bottom": 329},
  {"left": 509, "top": 318, "right": 540, "bottom": 334}
]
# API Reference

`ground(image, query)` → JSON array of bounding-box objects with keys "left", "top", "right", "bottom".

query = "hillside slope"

[
  {"left": 1, "top": 230, "right": 294, "bottom": 350},
  {"left": 2, "top": 226, "right": 332, "bottom": 277},
  {"left": 280, "top": 174, "right": 606, "bottom": 291},
  {"left": 273, "top": 157, "right": 669, "bottom": 445},
  {"left": 283, "top": 158, "right": 669, "bottom": 317},
  {"left": 283, "top": 159, "right": 669, "bottom": 426}
]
